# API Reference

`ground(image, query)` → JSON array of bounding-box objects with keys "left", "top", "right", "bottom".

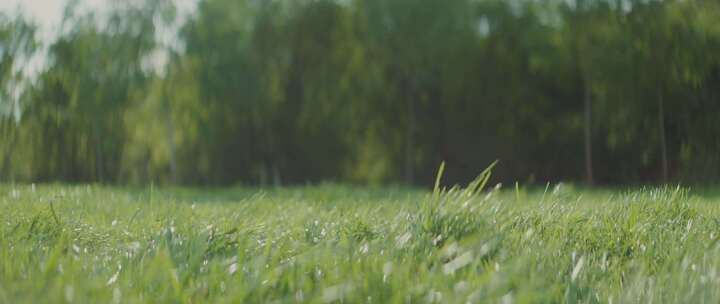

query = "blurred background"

[{"left": 1, "top": 0, "right": 719, "bottom": 187}]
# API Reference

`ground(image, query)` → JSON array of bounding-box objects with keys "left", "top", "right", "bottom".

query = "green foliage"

[
  {"left": 3, "top": 0, "right": 720, "bottom": 185},
  {"left": 0, "top": 14, "right": 37, "bottom": 181}
]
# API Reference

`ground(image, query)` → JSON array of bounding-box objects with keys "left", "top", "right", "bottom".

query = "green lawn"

[{"left": 2, "top": 181, "right": 720, "bottom": 303}]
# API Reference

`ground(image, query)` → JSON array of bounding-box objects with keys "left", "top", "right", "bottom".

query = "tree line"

[{"left": 2, "top": 0, "right": 720, "bottom": 186}]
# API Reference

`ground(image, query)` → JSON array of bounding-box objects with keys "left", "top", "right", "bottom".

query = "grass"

[{"left": 2, "top": 178, "right": 720, "bottom": 303}]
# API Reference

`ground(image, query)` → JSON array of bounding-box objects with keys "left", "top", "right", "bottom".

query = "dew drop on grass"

[
  {"left": 454, "top": 281, "right": 469, "bottom": 293},
  {"left": 501, "top": 292, "right": 514, "bottom": 304},
  {"left": 359, "top": 242, "right": 369, "bottom": 254},
  {"left": 107, "top": 265, "right": 122, "bottom": 286},
  {"left": 64, "top": 285, "right": 74, "bottom": 302},
  {"left": 524, "top": 228, "right": 534, "bottom": 239},
  {"left": 227, "top": 263, "right": 238, "bottom": 275},
  {"left": 10, "top": 189, "right": 19, "bottom": 199},
  {"left": 425, "top": 290, "right": 443, "bottom": 303},
  {"left": 322, "top": 283, "right": 354, "bottom": 303},
  {"left": 571, "top": 256, "right": 585, "bottom": 282},
  {"left": 396, "top": 232, "right": 411, "bottom": 248},
  {"left": 383, "top": 262, "right": 393, "bottom": 282},
  {"left": 106, "top": 271, "right": 119, "bottom": 286},
  {"left": 112, "top": 287, "right": 121, "bottom": 304},
  {"left": 443, "top": 251, "right": 473, "bottom": 275}
]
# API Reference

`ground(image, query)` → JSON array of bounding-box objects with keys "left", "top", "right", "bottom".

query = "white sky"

[
  {"left": 0, "top": 0, "right": 197, "bottom": 77},
  {"left": 1, "top": 1, "right": 205, "bottom": 122},
  {"left": 0, "top": 0, "right": 109, "bottom": 43},
  {"left": 0, "top": 1, "right": 67, "bottom": 24}
]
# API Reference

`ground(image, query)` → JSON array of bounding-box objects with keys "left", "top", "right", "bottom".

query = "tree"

[
  {"left": 0, "top": 14, "right": 36, "bottom": 180},
  {"left": 15, "top": 0, "right": 171, "bottom": 182}
]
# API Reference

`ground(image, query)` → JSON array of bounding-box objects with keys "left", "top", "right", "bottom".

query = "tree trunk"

[
  {"left": 163, "top": 84, "right": 178, "bottom": 184},
  {"left": 404, "top": 97, "right": 415, "bottom": 185},
  {"left": 95, "top": 130, "right": 104, "bottom": 183},
  {"left": 272, "top": 163, "right": 281, "bottom": 187},
  {"left": 0, "top": 125, "right": 17, "bottom": 180},
  {"left": 165, "top": 108, "right": 177, "bottom": 184},
  {"left": 583, "top": 77, "right": 594, "bottom": 186},
  {"left": 658, "top": 92, "right": 669, "bottom": 184},
  {"left": 258, "top": 162, "right": 267, "bottom": 186}
]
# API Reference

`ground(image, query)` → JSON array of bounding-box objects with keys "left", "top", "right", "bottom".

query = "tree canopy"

[{"left": 2, "top": 0, "right": 720, "bottom": 186}]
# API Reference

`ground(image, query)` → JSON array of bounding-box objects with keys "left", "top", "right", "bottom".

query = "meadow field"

[
  {"left": 2, "top": 176, "right": 720, "bottom": 303},
  {"left": 4, "top": 1, "right": 720, "bottom": 303}
]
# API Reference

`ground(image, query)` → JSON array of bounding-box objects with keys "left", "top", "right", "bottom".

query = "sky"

[
  {"left": 0, "top": 0, "right": 108, "bottom": 43},
  {"left": 0, "top": 0, "right": 197, "bottom": 77}
]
